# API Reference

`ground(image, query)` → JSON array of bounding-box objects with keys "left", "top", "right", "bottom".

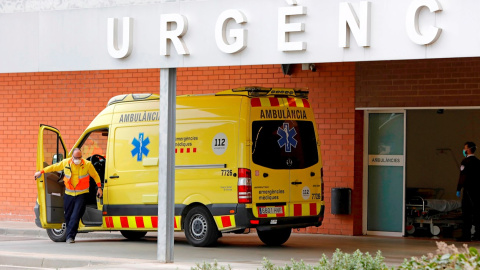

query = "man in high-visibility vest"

[{"left": 34, "top": 148, "right": 103, "bottom": 244}]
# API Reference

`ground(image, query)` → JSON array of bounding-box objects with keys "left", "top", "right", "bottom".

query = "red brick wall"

[
  {"left": 0, "top": 64, "right": 359, "bottom": 236},
  {"left": 0, "top": 69, "right": 160, "bottom": 221},
  {"left": 356, "top": 58, "right": 480, "bottom": 108}
]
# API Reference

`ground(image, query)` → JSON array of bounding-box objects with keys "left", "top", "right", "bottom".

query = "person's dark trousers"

[
  {"left": 473, "top": 198, "right": 480, "bottom": 240},
  {"left": 461, "top": 192, "right": 474, "bottom": 240},
  {"left": 64, "top": 193, "right": 88, "bottom": 241}
]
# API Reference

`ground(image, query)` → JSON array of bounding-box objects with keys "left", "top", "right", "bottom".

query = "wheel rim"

[
  {"left": 190, "top": 214, "right": 207, "bottom": 240},
  {"left": 52, "top": 223, "right": 66, "bottom": 237}
]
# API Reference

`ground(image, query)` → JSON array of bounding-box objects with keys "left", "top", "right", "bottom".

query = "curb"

[
  {"left": 0, "top": 227, "right": 126, "bottom": 240},
  {"left": 0, "top": 251, "right": 161, "bottom": 269}
]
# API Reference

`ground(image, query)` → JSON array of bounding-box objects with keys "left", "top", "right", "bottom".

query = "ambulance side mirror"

[{"left": 52, "top": 154, "right": 63, "bottom": 164}]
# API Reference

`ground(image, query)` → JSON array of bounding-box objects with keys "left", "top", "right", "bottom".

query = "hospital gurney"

[{"left": 405, "top": 196, "right": 462, "bottom": 236}]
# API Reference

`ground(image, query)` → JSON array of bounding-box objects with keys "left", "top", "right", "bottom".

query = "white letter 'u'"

[{"left": 108, "top": 17, "right": 134, "bottom": 59}]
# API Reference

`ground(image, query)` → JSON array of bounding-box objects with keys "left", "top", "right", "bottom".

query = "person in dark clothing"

[{"left": 456, "top": 141, "right": 480, "bottom": 242}]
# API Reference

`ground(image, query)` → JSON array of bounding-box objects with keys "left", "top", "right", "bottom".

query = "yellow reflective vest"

[{"left": 42, "top": 158, "right": 101, "bottom": 196}]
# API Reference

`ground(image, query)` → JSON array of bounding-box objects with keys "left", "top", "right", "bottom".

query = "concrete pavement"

[{"left": 0, "top": 221, "right": 478, "bottom": 269}]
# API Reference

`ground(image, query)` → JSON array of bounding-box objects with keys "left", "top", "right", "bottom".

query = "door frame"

[{"left": 362, "top": 109, "right": 406, "bottom": 237}]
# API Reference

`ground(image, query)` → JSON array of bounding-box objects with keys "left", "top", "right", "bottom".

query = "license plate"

[{"left": 258, "top": 206, "right": 283, "bottom": 215}]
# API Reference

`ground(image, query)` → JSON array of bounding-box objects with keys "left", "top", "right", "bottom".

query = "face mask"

[
  {"left": 463, "top": 150, "right": 467, "bottom": 157},
  {"left": 73, "top": 158, "right": 81, "bottom": 165}
]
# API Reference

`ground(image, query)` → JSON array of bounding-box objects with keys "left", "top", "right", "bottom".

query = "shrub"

[
  {"left": 192, "top": 242, "right": 480, "bottom": 270},
  {"left": 260, "top": 249, "right": 388, "bottom": 270},
  {"left": 398, "top": 241, "right": 480, "bottom": 270},
  {"left": 191, "top": 260, "right": 232, "bottom": 270}
]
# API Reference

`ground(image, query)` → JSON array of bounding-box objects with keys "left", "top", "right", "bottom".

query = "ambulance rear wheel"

[
  {"left": 121, "top": 231, "right": 147, "bottom": 240},
  {"left": 46, "top": 223, "right": 67, "bottom": 242},
  {"left": 257, "top": 228, "right": 291, "bottom": 246},
  {"left": 184, "top": 207, "right": 219, "bottom": 247}
]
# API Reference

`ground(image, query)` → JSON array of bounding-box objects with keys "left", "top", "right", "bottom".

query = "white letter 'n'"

[
  {"left": 107, "top": 17, "right": 133, "bottom": 59},
  {"left": 339, "top": 1, "right": 371, "bottom": 48}
]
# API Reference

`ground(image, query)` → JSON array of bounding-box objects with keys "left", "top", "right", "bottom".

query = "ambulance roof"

[
  {"left": 106, "top": 87, "right": 309, "bottom": 107},
  {"left": 107, "top": 93, "right": 159, "bottom": 107},
  {"left": 215, "top": 86, "right": 309, "bottom": 98}
]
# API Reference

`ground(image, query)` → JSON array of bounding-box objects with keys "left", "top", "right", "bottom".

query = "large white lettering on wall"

[
  {"left": 107, "top": 17, "right": 133, "bottom": 59},
  {"left": 406, "top": 0, "right": 443, "bottom": 45},
  {"left": 338, "top": 1, "right": 371, "bottom": 48},
  {"left": 7, "top": 0, "right": 480, "bottom": 72},
  {"left": 277, "top": 3, "right": 307, "bottom": 52},
  {"left": 160, "top": 14, "right": 189, "bottom": 56},
  {"left": 215, "top": 10, "right": 247, "bottom": 54}
]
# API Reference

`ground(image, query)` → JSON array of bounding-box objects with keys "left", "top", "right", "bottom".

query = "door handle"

[
  {"left": 291, "top": 181, "right": 302, "bottom": 185},
  {"left": 310, "top": 172, "right": 315, "bottom": 177},
  {"left": 109, "top": 175, "right": 119, "bottom": 179}
]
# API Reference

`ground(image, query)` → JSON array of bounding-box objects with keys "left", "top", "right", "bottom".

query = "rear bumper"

[{"left": 234, "top": 204, "right": 324, "bottom": 231}]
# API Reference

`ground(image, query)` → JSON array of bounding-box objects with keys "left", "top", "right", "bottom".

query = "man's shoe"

[{"left": 66, "top": 238, "right": 75, "bottom": 244}]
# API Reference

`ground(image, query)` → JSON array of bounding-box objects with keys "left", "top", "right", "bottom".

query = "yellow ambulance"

[{"left": 34, "top": 87, "right": 325, "bottom": 247}]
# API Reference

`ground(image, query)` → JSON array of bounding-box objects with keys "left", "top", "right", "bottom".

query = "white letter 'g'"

[{"left": 215, "top": 10, "right": 248, "bottom": 54}]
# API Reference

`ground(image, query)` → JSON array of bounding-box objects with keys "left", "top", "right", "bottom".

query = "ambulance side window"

[
  {"left": 79, "top": 129, "right": 109, "bottom": 183},
  {"left": 80, "top": 129, "right": 108, "bottom": 158}
]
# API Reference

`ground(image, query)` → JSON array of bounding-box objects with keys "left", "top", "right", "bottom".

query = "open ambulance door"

[{"left": 36, "top": 124, "right": 67, "bottom": 229}]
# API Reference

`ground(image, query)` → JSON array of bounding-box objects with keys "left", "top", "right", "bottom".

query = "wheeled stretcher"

[{"left": 406, "top": 195, "right": 462, "bottom": 236}]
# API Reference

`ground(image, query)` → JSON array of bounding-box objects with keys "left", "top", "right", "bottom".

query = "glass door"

[{"left": 365, "top": 111, "right": 405, "bottom": 236}]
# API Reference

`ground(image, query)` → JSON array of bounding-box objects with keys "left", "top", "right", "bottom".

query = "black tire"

[
  {"left": 120, "top": 231, "right": 147, "bottom": 240},
  {"left": 257, "top": 228, "right": 291, "bottom": 246},
  {"left": 46, "top": 224, "right": 67, "bottom": 242},
  {"left": 184, "top": 207, "right": 219, "bottom": 247}
]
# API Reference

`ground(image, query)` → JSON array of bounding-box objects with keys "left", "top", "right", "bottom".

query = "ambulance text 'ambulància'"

[{"left": 35, "top": 87, "right": 325, "bottom": 247}]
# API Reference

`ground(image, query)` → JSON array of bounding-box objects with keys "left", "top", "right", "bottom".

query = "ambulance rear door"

[
  {"left": 36, "top": 125, "right": 67, "bottom": 229},
  {"left": 250, "top": 96, "right": 321, "bottom": 218},
  {"left": 286, "top": 120, "right": 322, "bottom": 217}
]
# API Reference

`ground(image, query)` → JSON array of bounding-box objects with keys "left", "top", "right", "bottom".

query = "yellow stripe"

[
  {"left": 295, "top": 98, "right": 304, "bottom": 107},
  {"left": 229, "top": 216, "right": 236, "bottom": 228},
  {"left": 277, "top": 97, "right": 288, "bottom": 107},
  {"left": 112, "top": 216, "right": 122, "bottom": 228},
  {"left": 302, "top": 203, "right": 310, "bottom": 216},
  {"left": 214, "top": 215, "right": 236, "bottom": 230},
  {"left": 127, "top": 216, "right": 137, "bottom": 228},
  {"left": 214, "top": 216, "right": 224, "bottom": 229},
  {"left": 259, "top": 97, "right": 271, "bottom": 107},
  {"left": 143, "top": 216, "right": 152, "bottom": 228},
  {"left": 174, "top": 216, "right": 181, "bottom": 230}
]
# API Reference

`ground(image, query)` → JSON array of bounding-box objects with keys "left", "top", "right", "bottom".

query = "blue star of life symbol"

[
  {"left": 131, "top": 132, "right": 150, "bottom": 161},
  {"left": 277, "top": 123, "right": 298, "bottom": 152}
]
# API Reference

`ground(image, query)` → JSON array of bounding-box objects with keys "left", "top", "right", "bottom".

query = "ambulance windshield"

[{"left": 252, "top": 120, "right": 318, "bottom": 169}]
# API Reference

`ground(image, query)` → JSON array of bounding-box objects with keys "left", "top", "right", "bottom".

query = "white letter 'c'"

[{"left": 406, "top": 0, "right": 442, "bottom": 45}]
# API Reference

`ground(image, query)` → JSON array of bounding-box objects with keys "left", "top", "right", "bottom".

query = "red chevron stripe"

[{"left": 136, "top": 216, "right": 145, "bottom": 228}]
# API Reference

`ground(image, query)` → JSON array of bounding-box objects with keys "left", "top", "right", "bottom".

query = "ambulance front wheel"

[
  {"left": 46, "top": 223, "right": 67, "bottom": 242},
  {"left": 257, "top": 228, "right": 291, "bottom": 246},
  {"left": 184, "top": 207, "right": 219, "bottom": 247}
]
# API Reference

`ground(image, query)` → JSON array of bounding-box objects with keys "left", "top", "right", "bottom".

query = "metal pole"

[{"left": 157, "top": 68, "right": 176, "bottom": 262}]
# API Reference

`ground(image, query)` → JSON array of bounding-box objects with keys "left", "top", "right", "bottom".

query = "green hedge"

[{"left": 191, "top": 242, "right": 480, "bottom": 270}]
